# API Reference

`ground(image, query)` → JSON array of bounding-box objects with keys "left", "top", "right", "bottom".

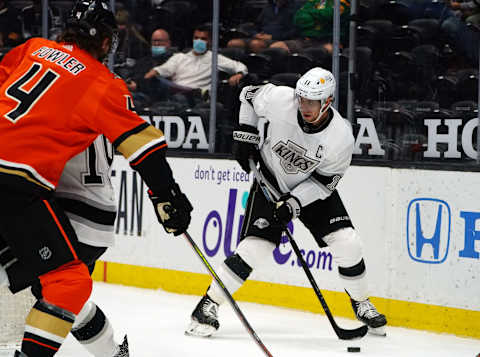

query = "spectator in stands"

[
  {"left": 269, "top": 0, "right": 350, "bottom": 54},
  {"left": 21, "top": 0, "right": 63, "bottom": 39},
  {"left": 0, "top": 0, "right": 23, "bottom": 46},
  {"left": 125, "top": 28, "right": 175, "bottom": 105},
  {"left": 441, "top": 0, "right": 480, "bottom": 65},
  {"left": 447, "top": 0, "right": 480, "bottom": 24},
  {"left": 114, "top": 8, "right": 149, "bottom": 68},
  {"left": 144, "top": 24, "right": 248, "bottom": 106},
  {"left": 227, "top": 0, "right": 297, "bottom": 53}
]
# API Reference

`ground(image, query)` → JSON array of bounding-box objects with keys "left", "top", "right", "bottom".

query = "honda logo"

[{"left": 406, "top": 198, "right": 451, "bottom": 264}]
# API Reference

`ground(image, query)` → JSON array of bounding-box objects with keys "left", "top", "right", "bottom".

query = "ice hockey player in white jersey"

[
  {"left": 32, "top": 136, "right": 129, "bottom": 357},
  {"left": 185, "top": 67, "right": 387, "bottom": 338}
]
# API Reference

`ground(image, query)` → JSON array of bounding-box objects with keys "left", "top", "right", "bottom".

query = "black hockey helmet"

[{"left": 66, "top": 0, "right": 118, "bottom": 53}]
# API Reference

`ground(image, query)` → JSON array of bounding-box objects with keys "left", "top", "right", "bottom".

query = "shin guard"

[
  {"left": 22, "top": 299, "right": 75, "bottom": 357},
  {"left": 207, "top": 236, "right": 274, "bottom": 304},
  {"left": 72, "top": 301, "right": 118, "bottom": 357}
]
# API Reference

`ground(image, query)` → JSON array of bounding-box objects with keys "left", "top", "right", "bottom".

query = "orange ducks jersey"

[{"left": 0, "top": 37, "right": 166, "bottom": 190}]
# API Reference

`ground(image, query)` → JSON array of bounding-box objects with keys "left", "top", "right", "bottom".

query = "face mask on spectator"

[
  {"left": 193, "top": 39, "right": 207, "bottom": 54},
  {"left": 151, "top": 45, "right": 166, "bottom": 56}
]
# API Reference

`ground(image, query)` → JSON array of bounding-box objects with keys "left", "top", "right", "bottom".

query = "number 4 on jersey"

[{"left": 4, "top": 62, "right": 59, "bottom": 123}]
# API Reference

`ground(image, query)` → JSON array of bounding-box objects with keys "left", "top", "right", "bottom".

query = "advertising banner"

[
  {"left": 137, "top": 111, "right": 480, "bottom": 162},
  {"left": 104, "top": 157, "right": 340, "bottom": 289},
  {"left": 103, "top": 156, "right": 480, "bottom": 312}
]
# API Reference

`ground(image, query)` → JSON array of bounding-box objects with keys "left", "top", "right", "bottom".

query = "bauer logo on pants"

[{"left": 406, "top": 198, "right": 451, "bottom": 264}]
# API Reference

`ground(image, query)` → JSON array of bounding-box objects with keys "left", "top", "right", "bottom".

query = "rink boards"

[{"left": 95, "top": 156, "right": 480, "bottom": 338}]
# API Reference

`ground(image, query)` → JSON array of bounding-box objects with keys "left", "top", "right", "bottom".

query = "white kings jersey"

[
  {"left": 239, "top": 84, "right": 354, "bottom": 207},
  {"left": 55, "top": 135, "right": 117, "bottom": 247}
]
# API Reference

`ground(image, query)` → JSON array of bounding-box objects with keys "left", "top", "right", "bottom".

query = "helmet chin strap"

[
  {"left": 305, "top": 100, "right": 330, "bottom": 127},
  {"left": 308, "top": 110, "right": 324, "bottom": 126},
  {"left": 296, "top": 95, "right": 332, "bottom": 130}
]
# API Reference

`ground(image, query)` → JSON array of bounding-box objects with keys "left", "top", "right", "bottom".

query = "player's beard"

[{"left": 99, "top": 32, "right": 118, "bottom": 64}]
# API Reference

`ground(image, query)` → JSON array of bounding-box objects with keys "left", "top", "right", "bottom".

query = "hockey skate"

[
  {"left": 351, "top": 298, "right": 387, "bottom": 336},
  {"left": 185, "top": 295, "right": 220, "bottom": 337},
  {"left": 113, "top": 335, "right": 129, "bottom": 357}
]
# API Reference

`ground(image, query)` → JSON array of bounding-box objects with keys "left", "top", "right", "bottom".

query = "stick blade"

[{"left": 337, "top": 325, "right": 369, "bottom": 340}]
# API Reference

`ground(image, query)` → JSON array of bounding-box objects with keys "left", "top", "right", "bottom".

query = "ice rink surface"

[{"left": 56, "top": 282, "right": 479, "bottom": 357}]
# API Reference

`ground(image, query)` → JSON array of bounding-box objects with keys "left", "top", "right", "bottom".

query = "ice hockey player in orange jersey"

[{"left": 0, "top": 1, "right": 192, "bottom": 356}]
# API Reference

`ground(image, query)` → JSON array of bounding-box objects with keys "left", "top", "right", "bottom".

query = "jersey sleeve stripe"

[
  {"left": 311, "top": 171, "right": 341, "bottom": 191},
  {"left": 56, "top": 197, "right": 117, "bottom": 227},
  {"left": 309, "top": 175, "right": 336, "bottom": 197},
  {"left": 115, "top": 125, "right": 166, "bottom": 161},
  {"left": 130, "top": 142, "right": 168, "bottom": 167},
  {"left": 112, "top": 122, "right": 150, "bottom": 148},
  {"left": 126, "top": 137, "right": 167, "bottom": 164},
  {"left": 55, "top": 191, "right": 117, "bottom": 212}
]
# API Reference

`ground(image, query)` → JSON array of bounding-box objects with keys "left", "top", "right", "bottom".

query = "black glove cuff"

[{"left": 233, "top": 124, "right": 260, "bottom": 145}]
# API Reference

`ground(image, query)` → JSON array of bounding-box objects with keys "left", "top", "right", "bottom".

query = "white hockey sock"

[
  {"left": 207, "top": 264, "right": 245, "bottom": 305},
  {"left": 71, "top": 301, "right": 119, "bottom": 357},
  {"left": 342, "top": 270, "right": 369, "bottom": 302},
  {"left": 0, "top": 265, "right": 9, "bottom": 287},
  {"left": 208, "top": 236, "right": 275, "bottom": 305},
  {"left": 323, "top": 228, "right": 369, "bottom": 301}
]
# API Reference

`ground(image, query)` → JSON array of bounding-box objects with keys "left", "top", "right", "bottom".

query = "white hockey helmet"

[{"left": 295, "top": 67, "right": 336, "bottom": 118}]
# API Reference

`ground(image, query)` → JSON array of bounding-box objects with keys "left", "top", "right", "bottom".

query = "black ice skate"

[
  {"left": 185, "top": 294, "right": 220, "bottom": 337},
  {"left": 351, "top": 298, "right": 387, "bottom": 336},
  {"left": 113, "top": 335, "right": 129, "bottom": 357}
]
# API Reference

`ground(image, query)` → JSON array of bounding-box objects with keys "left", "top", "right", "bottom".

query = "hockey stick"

[
  {"left": 182, "top": 231, "right": 274, "bottom": 357},
  {"left": 248, "top": 159, "right": 368, "bottom": 340}
]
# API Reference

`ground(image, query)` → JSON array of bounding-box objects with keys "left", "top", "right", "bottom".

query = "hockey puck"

[{"left": 347, "top": 347, "right": 361, "bottom": 352}]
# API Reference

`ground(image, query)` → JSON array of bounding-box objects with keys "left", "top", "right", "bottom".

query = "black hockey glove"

[
  {"left": 149, "top": 184, "right": 193, "bottom": 236},
  {"left": 232, "top": 124, "right": 260, "bottom": 173},
  {"left": 273, "top": 194, "right": 301, "bottom": 228}
]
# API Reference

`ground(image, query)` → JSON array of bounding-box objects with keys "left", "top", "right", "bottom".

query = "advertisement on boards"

[
  {"left": 103, "top": 156, "right": 340, "bottom": 289},
  {"left": 394, "top": 170, "right": 480, "bottom": 310},
  {"left": 102, "top": 156, "right": 480, "bottom": 311}
]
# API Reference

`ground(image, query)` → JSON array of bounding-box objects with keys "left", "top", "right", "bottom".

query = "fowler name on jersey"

[
  {"left": 32, "top": 46, "right": 86, "bottom": 75},
  {"left": 0, "top": 37, "right": 167, "bottom": 191}
]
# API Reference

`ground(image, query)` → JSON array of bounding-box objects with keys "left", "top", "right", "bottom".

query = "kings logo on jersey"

[{"left": 272, "top": 140, "right": 320, "bottom": 174}]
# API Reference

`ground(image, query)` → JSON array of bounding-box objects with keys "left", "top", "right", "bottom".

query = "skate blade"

[
  {"left": 368, "top": 325, "right": 386, "bottom": 336},
  {"left": 184, "top": 320, "right": 217, "bottom": 338}
]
